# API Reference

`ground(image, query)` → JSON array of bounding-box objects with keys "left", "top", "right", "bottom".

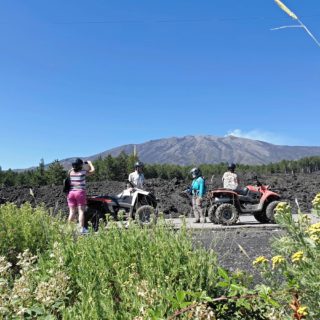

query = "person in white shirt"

[
  {"left": 222, "top": 163, "right": 239, "bottom": 190},
  {"left": 128, "top": 161, "right": 145, "bottom": 189}
]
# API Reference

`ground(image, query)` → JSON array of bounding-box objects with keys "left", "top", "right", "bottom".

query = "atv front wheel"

[
  {"left": 266, "top": 201, "right": 281, "bottom": 223},
  {"left": 208, "top": 205, "right": 219, "bottom": 224},
  {"left": 135, "top": 205, "right": 157, "bottom": 226},
  {"left": 253, "top": 211, "right": 270, "bottom": 224},
  {"left": 216, "top": 204, "right": 239, "bottom": 225}
]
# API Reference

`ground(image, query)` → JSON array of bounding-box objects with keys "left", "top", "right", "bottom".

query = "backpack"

[
  {"left": 200, "top": 176, "right": 207, "bottom": 195},
  {"left": 63, "top": 176, "right": 71, "bottom": 193}
]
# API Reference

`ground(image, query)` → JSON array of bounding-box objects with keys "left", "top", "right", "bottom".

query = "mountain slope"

[{"left": 75, "top": 135, "right": 320, "bottom": 166}]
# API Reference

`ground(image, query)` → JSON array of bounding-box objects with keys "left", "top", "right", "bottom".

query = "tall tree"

[{"left": 46, "top": 160, "right": 67, "bottom": 185}]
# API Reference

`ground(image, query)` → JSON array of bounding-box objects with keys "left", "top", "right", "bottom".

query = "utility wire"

[{"left": 0, "top": 14, "right": 319, "bottom": 25}]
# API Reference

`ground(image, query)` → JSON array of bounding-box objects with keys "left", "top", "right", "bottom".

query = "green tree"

[
  {"left": 114, "top": 152, "right": 130, "bottom": 181},
  {"left": 2, "top": 169, "right": 18, "bottom": 187},
  {"left": 46, "top": 160, "right": 67, "bottom": 185},
  {"left": 104, "top": 155, "right": 117, "bottom": 180},
  {"left": 31, "top": 159, "right": 47, "bottom": 186},
  {"left": 0, "top": 166, "right": 3, "bottom": 186}
]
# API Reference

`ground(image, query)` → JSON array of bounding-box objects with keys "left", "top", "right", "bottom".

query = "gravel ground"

[{"left": 192, "top": 227, "right": 284, "bottom": 283}]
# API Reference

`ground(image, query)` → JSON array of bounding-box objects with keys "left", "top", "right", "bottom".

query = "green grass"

[{"left": 4, "top": 201, "right": 320, "bottom": 319}]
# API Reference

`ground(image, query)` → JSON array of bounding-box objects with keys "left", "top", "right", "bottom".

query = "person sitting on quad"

[
  {"left": 190, "top": 167, "right": 206, "bottom": 223},
  {"left": 128, "top": 161, "right": 145, "bottom": 189},
  {"left": 67, "top": 158, "right": 95, "bottom": 234},
  {"left": 222, "top": 163, "right": 239, "bottom": 190}
]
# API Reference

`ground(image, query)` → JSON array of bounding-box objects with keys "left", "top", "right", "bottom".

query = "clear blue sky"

[{"left": 1, "top": 0, "right": 319, "bottom": 169}]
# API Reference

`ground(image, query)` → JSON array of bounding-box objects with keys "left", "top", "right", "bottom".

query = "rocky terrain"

[{"left": 0, "top": 172, "right": 319, "bottom": 217}]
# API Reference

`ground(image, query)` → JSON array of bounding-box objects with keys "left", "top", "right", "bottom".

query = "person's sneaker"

[
  {"left": 80, "top": 227, "right": 89, "bottom": 235},
  {"left": 200, "top": 218, "right": 207, "bottom": 223}
]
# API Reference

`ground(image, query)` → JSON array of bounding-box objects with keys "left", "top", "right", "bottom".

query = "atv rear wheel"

[
  {"left": 216, "top": 204, "right": 239, "bottom": 225},
  {"left": 253, "top": 211, "right": 270, "bottom": 224},
  {"left": 135, "top": 205, "right": 157, "bottom": 226},
  {"left": 266, "top": 201, "right": 281, "bottom": 223},
  {"left": 208, "top": 205, "right": 219, "bottom": 224}
]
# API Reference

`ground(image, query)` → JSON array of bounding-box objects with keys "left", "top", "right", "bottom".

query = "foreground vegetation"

[
  {"left": 0, "top": 195, "right": 320, "bottom": 319},
  {"left": 1, "top": 153, "right": 320, "bottom": 187}
]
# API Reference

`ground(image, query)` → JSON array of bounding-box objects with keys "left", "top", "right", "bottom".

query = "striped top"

[{"left": 70, "top": 170, "right": 87, "bottom": 191}]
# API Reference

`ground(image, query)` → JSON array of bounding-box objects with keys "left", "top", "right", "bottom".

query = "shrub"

[
  {"left": 253, "top": 198, "right": 320, "bottom": 319},
  {"left": 1, "top": 202, "right": 303, "bottom": 319},
  {"left": 0, "top": 203, "right": 65, "bottom": 261}
]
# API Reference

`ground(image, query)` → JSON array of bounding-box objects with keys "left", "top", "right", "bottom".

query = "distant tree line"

[{"left": 1, "top": 153, "right": 320, "bottom": 187}]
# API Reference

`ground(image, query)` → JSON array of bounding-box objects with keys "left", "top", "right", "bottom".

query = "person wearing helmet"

[
  {"left": 67, "top": 158, "right": 95, "bottom": 234},
  {"left": 222, "top": 163, "right": 239, "bottom": 190},
  {"left": 128, "top": 161, "right": 145, "bottom": 189},
  {"left": 190, "top": 167, "right": 206, "bottom": 223}
]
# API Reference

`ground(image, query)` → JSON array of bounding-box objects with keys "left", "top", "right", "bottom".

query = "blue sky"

[{"left": 1, "top": 0, "right": 320, "bottom": 169}]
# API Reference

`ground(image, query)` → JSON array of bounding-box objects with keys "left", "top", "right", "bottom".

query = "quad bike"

[
  {"left": 84, "top": 181, "right": 158, "bottom": 230},
  {"left": 207, "top": 176, "right": 282, "bottom": 225}
]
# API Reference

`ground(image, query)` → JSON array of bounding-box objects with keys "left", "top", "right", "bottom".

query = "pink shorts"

[{"left": 67, "top": 190, "right": 87, "bottom": 207}]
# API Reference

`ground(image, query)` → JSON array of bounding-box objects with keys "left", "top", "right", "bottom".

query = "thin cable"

[{"left": 0, "top": 14, "right": 319, "bottom": 25}]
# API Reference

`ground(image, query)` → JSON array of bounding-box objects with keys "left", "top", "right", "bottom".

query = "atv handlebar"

[
  {"left": 126, "top": 180, "right": 135, "bottom": 188},
  {"left": 253, "top": 175, "right": 262, "bottom": 187}
]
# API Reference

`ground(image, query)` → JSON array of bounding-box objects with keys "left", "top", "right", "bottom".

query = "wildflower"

[
  {"left": 271, "top": 255, "right": 285, "bottom": 269},
  {"left": 310, "top": 234, "right": 320, "bottom": 243},
  {"left": 307, "top": 222, "right": 320, "bottom": 237},
  {"left": 275, "top": 202, "right": 290, "bottom": 215},
  {"left": 253, "top": 256, "right": 268, "bottom": 266},
  {"left": 312, "top": 193, "right": 320, "bottom": 210},
  {"left": 298, "top": 214, "right": 311, "bottom": 225},
  {"left": 0, "top": 257, "right": 12, "bottom": 275},
  {"left": 17, "top": 250, "right": 37, "bottom": 275},
  {"left": 35, "top": 271, "right": 70, "bottom": 307},
  {"left": 297, "top": 306, "right": 308, "bottom": 316},
  {"left": 307, "top": 226, "right": 320, "bottom": 244},
  {"left": 11, "top": 275, "right": 32, "bottom": 302},
  {"left": 291, "top": 251, "right": 304, "bottom": 263}
]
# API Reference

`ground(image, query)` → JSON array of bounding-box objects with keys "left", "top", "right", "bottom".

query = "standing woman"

[
  {"left": 67, "top": 158, "right": 95, "bottom": 234},
  {"left": 190, "top": 167, "right": 206, "bottom": 223}
]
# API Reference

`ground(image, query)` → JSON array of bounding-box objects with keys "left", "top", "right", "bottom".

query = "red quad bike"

[
  {"left": 84, "top": 180, "right": 158, "bottom": 231},
  {"left": 207, "top": 176, "right": 281, "bottom": 225}
]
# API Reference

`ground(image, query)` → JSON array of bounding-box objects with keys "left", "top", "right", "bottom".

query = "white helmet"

[{"left": 190, "top": 167, "right": 201, "bottom": 178}]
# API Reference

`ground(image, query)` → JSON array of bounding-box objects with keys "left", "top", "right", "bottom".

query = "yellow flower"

[
  {"left": 253, "top": 256, "right": 268, "bottom": 266},
  {"left": 271, "top": 255, "right": 285, "bottom": 269},
  {"left": 297, "top": 306, "right": 308, "bottom": 316},
  {"left": 275, "top": 202, "right": 290, "bottom": 215},
  {"left": 307, "top": 222, "right": 320, "bottom": 236},
  {"left": 310, "top": 234, "right": 320, "bottom": 243},
  {"left": 291, "top": 251, "right": 304, "bottom": 263},
  {"left": 312, "top": 193, "right": 320, "bottom": 210}
]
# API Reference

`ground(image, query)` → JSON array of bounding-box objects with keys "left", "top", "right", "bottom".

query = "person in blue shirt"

[{"left": 190, "top": 167, "right": 206, "bottom": 223}]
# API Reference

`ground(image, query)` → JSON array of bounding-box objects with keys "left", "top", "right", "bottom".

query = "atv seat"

[{"left": 236, "top": 187, "right": 249, "bottom": 196}]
